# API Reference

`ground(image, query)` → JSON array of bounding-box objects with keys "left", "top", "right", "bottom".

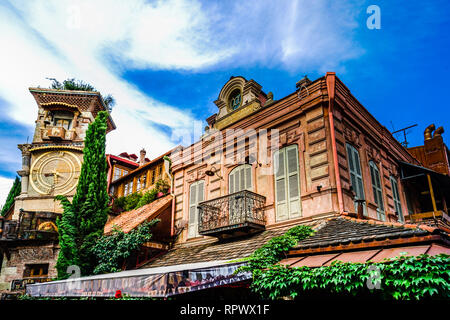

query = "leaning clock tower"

[{"left": 12, "top": 88, "right": 116, "bottom": 219}]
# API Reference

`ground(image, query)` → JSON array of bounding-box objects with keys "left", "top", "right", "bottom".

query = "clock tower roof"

[{"left": 29, "top": 87, "right": 116, "bottom": 132}]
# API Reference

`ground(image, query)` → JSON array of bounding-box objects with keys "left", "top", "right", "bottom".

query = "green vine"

[
  {"left": 91, "top": 219, "right": 160, "bottom": 274},
  {"left": 113, "top": 179, "right": 170, "bottom": 213},
  {"left": 237, "top": 225, "right": 450, "bottom": 300},
  {"left": 237, "top": 225, "right": 314, "bottom": 274},
  {"left": 251, "top": 254, "right": 450, "bottom": 300}
]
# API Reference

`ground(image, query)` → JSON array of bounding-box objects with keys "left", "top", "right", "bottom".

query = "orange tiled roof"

[{"left": 104, "top": 194, "right": 172, "bottom": 234}]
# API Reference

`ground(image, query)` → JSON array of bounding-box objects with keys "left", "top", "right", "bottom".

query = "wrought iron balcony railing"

[{"left": 198, "top": 190, "right": 266, "bottom": 238}]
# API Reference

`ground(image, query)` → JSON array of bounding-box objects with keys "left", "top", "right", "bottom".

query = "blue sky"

[{"left": 0, "top": 0, "right": 449, "bottom": 204}]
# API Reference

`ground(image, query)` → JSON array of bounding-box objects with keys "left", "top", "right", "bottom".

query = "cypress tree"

[
  {"left": 1, "top": 176, "right": 21, "bottom": 216},
  {"left": 56, "top": 111, "right": 110, "bottom": 278}
]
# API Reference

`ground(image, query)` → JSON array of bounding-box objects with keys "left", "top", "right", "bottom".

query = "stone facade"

[
  {"left": 0, "top": 244, "right": 59, "bottom": 291},
  {"left": 0, "top": 87, "right": 114, "bottom": 292}
]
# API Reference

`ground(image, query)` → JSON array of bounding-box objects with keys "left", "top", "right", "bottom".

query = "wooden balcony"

[
  {"left": 198, "top": 190, "right": 266, "bottom": 239},
  {"left": 0, "top": 211, "right": 59, "bottom": 241}
]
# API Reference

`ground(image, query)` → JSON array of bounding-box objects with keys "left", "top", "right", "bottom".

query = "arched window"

[
  {"left": 369, "top": 161, "right": 385, "bottom": 221},
  {"left": 229, "top": 89, "right": 242, "bottom": 110},
  {"left": 274, "top": 145, "right": 301, "bottom": 221},
  {"left": 188, "top": 180, "right": 204, "bottom": 238},
  {"left": 346, "top": 143, "right": 366, "bottom": 214},
  {"left": 229, "top": 164, "right": 252, "bottom": 193},
  {"left": 390, "top": 176, "right": 403, "bottom": 222}
]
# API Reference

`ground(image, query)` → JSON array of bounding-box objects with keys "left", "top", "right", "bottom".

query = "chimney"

[
  {"left": 424, "top": 124, "right": 435, "bottom": 140},
  {"left": 139, "top": 149, "right": 146, "bottom": 166}
]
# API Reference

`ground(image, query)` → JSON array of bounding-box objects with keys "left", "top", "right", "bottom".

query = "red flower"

[{"left": 115, "top": 290, "right": 122, "bottom": 299}]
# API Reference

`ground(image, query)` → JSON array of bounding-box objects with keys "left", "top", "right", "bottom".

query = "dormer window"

[{"left": 229, "top": 89, "right": 242, "bottom": 110}]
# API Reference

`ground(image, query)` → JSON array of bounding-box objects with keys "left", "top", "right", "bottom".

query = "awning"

[
  {"left": 279, "top": 244, "right": 450, "bottom": 268},
  {"left": 26, "top": 260, "right": 251, "bottom": 298},
  {"left": 399, "top": 160, "right": 450, "bottom": 189}
]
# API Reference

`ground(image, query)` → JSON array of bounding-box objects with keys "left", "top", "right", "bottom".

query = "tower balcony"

[
  {"left": 0, "top": 211, "right": 60, "bottom": 241},
  {"left": 41, "top": 126, "right": 75, "bottom": 141},
  {"left": 198, "top": 190, "right": 266, "bottom": 239}
]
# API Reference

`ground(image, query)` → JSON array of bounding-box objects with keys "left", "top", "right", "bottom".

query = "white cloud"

[
  {"left": 0, "top": 0, "right": 207, "bottom": 161},
  {"left": 0, "top": 0, "right": 363, "bottom": 174}
]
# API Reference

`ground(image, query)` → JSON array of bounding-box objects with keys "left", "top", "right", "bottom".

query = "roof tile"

[
  {"left": 140, "top": 219, "right": 324, "bottom": 268},
  {"left": 104, "top": 195, "right": 172, "bottom": 234}
]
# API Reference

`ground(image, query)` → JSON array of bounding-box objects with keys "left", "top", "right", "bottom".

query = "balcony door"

[
  {"left": 229, "top": 164, "right": 252, "bottom": 224},
  {"left": 188, "top": 180, "right": 204, "bottom": 238},
  {"left": 274, "top": 145, "right": 301, "bottom": 221}
]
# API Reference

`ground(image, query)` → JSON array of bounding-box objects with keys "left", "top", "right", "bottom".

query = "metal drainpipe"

[
  {"left": 164, "top": 157, "right": 176, "bottom": 237},
  {"left": 326, "top": 72, "right": 344, "bottom": 214}
]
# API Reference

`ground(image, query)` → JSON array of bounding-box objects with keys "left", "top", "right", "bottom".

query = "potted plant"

[{"left": 155, "top": 179, "right": 170, "bottom": 197}]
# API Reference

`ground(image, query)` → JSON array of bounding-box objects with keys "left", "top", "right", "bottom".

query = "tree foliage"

[
  {"left": 1, "top": 176, "right": 21, "bottom": 216},
  {"left": 91, "top": 219, "right": 160, "bottom": 275},
  {"left": 55, "top": 111, "right": 110, "bottom": 279},
  {"left": 47, "top": 78, "right": 115, "bottom": 112}
]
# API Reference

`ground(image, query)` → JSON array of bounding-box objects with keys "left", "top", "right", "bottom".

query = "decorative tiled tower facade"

[{"left": 12, "top": 88, "right": 115, "bottom": 219}]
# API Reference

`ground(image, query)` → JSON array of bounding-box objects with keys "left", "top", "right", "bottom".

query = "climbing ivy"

[
  {"left": 237, "top": 225, "right": 450, "bottom": 300},
  {"left": 251, "top": 254, "right": 450, "bottom": 300},
  {"left": 237, "top": 225, "right": 314, "bottom": 274}
]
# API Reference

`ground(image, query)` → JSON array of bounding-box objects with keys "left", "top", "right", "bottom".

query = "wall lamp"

[{"left": 205, "top": 165, "right": 223, "bottom": 180}]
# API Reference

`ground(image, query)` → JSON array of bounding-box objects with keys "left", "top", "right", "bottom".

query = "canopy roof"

[{"left": 27, "top": 260, "right": 251, "bottom": 298}]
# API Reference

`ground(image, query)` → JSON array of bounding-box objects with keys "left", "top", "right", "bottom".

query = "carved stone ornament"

[
  {"left": 186, "top": 171, "right": 197, "bottom": 183},
  {"left": 286, "top": 128, "right": 300, "bottom": 145},
  {"left": 344, "top": 127, "right": 361, "bottom": 147}
]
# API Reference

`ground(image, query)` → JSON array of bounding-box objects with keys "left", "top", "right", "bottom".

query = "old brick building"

[
  {"left": 0, "top": 87, "right": 114, "bottom": 292},
  {"left": 24, "top": 73, "right": 450, "bottom": 298}
]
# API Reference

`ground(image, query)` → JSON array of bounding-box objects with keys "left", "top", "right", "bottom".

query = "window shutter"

[
  {"left": 346, "top": 144, "right": 366, "bottom": 215},
  {"left": 229, "top": 174, "right": 235, "bottom": 193},
  {"left": 240, "top": 166, "right": 245, "bottom": 191},
  {"left": 287, "top": 145, "right": 301, "bottom": 218},
  {"left": 390, "top": 177, "right": 403, "bottom": 222},
  {"left": 275, "top": 148, "right": 288, "bottom": 221},
  {"left": 369, "top": 161, "right": 385, "bottom": 221},
  {"left": 188, "top": 181, "right": 204, "bottom": 238},
  {"left": 245, "top": 165, "right": 252, "bottom": 190},
  {"left": 274, "top": 146, "right": 301, "bottom": 221}
]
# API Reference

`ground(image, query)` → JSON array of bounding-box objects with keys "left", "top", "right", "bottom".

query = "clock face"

[{"left": 30, "top": 150, "right": 81, "bottom": 195}]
